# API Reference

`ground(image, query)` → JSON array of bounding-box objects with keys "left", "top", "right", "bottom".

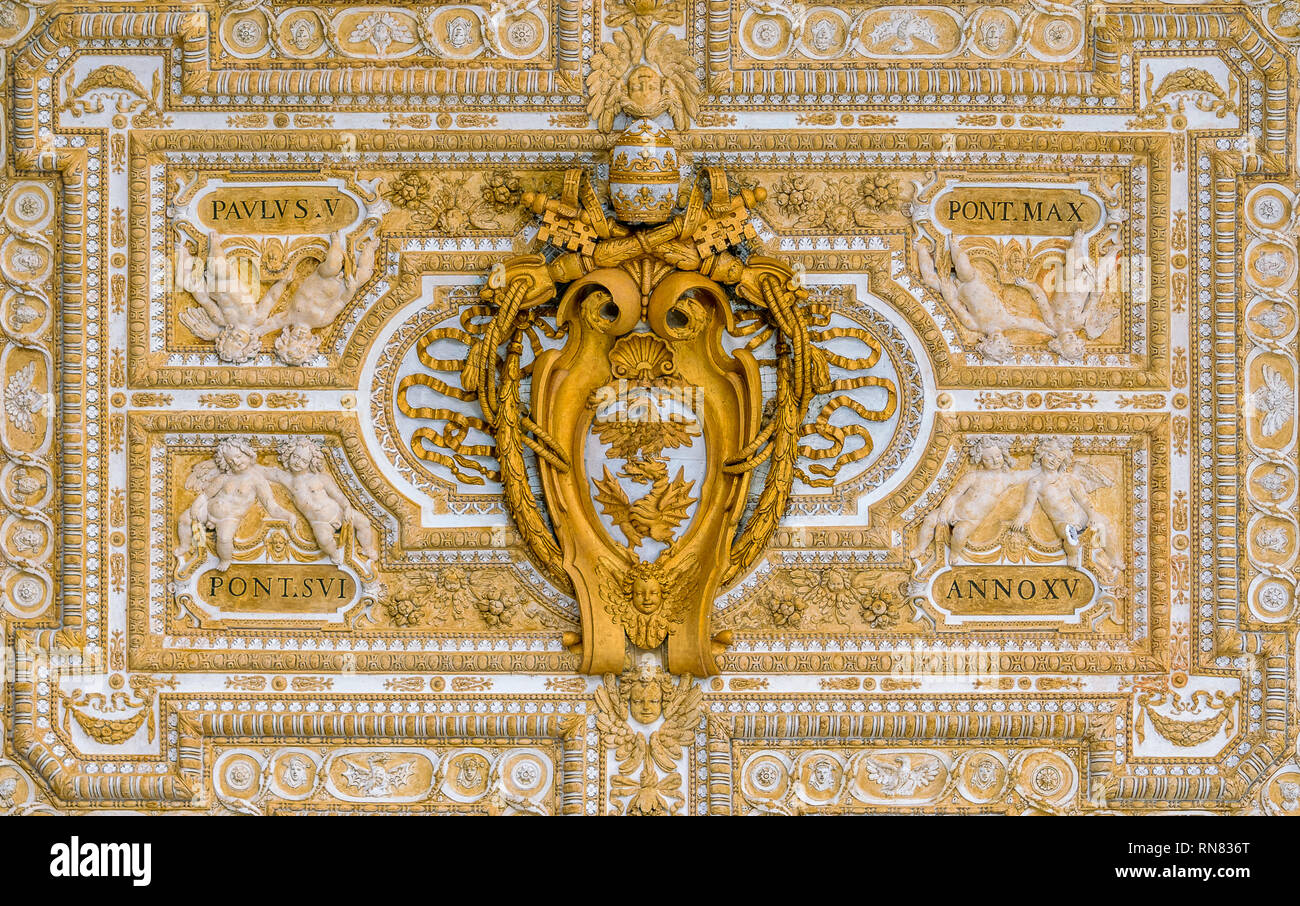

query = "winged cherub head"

[
  {"left": 625, "top": 65, "right": 666, "bottom": 117},
  {"left": 629, "top": 562, "right": 664, "bottom": 615},
  {"left": 622, "top": 654, "right": 674, "bottom": 724}
]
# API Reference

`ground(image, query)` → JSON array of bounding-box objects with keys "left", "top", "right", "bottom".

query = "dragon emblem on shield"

[{"left": 398, "top": 120, "right": 898, "bottom": 675}]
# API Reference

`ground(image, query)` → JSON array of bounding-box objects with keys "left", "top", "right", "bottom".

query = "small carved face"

[
  {"left": 1052, "top": 330, "right": 1086, "bottom": 361},
  {"left": 457, "top": 759, "right": 481, "bottom": 786},
  {"left": 223, "top": 445, "right": 254, "bottom": 473},
  {"left": 290, "top": 20, "right": 314, "bottom": 50},
  {"left": 266, "top": 531, "right": 289, "bottom": 558},
  {"left": 282, "top": 757, "right": 309, "bottom": 787},
  {"left": 631, "top": 574, "right": 663, "bottom": 614},
  {"left": 810, "top": 20, "right": 835, "bottom": 51},
  {"left": 972, "top": 757, "right": 998, "bottom": 790},
  {"left": 11, "top": 246, "right": 41, "bottom": 274},
  {"left": 627, "top": 679, "right": 664, "bottom": 724},
  {"left": 1039, "top": 449, "right": 1064, "bottom": 472},
  {"left": 627, "top": 65, "right": 663, "bottom": 109},
  {"left": 447, "top": 16, "right": 472, "bottom": 47},
  {"left": 1256, "top": 251, "right": 1288, "bottom": 277},
  {"left": 981, "top": 21, "right": 1007, "bottom": 50},
  {"left": 284, "top": 444, "right": 315, "bottom": 473},
  {"left": 216, "top": 327, "right": 260, "bottom": 364},
  {"left": 809, "top": 759, "right": 835, "bottom": 791},
  {"left": 975, "top": 444, "right": 1007, "bottom": 471}
]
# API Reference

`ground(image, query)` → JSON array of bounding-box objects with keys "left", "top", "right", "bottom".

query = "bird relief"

[
  {"left": 337, "top": 754, "right": 416, "bottom": 799},
  {"left": 4, "top": 359, "right": 46, "bottom": 443}
]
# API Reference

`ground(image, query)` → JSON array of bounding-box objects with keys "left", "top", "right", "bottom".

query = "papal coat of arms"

[{"left": 399, "top": 120, "right": 896, "bottom": 675}]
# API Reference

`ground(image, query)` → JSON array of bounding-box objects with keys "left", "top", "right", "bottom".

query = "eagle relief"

[{"left": 397, "top": 121, "right": 898, "bottom": 675}]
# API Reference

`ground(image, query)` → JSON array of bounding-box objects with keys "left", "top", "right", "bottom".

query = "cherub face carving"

[
  {"left": 631, "top": 573, "right": 663, "bottom": 615},
  {"left": 809, "top": 759, "right": 836, "bottom": 792},
  {"left": 627, "top": 677, "right": 665, "bottom": 724}
]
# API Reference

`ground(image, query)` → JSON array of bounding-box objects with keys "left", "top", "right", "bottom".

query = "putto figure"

[
  {"left": 916, "top": 234, "right": 1051, "bottom": 361},
  {"left": 1013, "top": 436, "right": 1122, "bottom": 577},
  {"left": 176, "top": 437, "right": 376, "bottom": 576},
  {"left": 176, "top": 438, "right": 293, "bottom": 571},
  {"left": 272, "top": 437, "right": 378, "bottom": 566},
  {"left": 1015, "top": 228, "right": 1119, "bottom": 362},
  {"left": 911, "top": 436, "right": 1023, "bottom": 564},
  {"left": 271, "top": 229, "right": 380, "bottom": 365},
  {"left": 179, "top": 229, "right": 380, "bottom": 366},
  {"left": 178, "top": 233, "right": 291, "bottom": 363}
]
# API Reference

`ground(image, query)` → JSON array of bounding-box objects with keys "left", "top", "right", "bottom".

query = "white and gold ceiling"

[{"left": 0, "top": 0, "right": 1297, "bottom": 816}]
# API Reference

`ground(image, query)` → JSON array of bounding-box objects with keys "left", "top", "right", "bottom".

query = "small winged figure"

[
  {"left": 339, "top": 754, "right": 415, "bottom": 798},
  {"left": 595, "top": 553, "right": 697, "bottom": 649},
  {"left": 1012, "top": 436, "right": 1122, "bottom": 578},
  {"left": 586, "top": 27, "right": 639, "bottom": 132},
  {"left": 597, "top": 659, "right": 703, "bottom": 815},
  {"left": 1015, "top": 229, "right": 1119, "bottom": 362},
  {"left": 917, "top": 234, "right": 1051, "bottom": 362},
  {"left": 864, "top": 754, "right": 942, "bottom": 797},
  {"left": 1253, "top": 365, "right": 1295, "bottom": 438},
  {"left": 176, "top": 437, "right": 294, "bottom": 573},
  {"left": 586, "top": 22, "right": 700, "bottom": 131},
  {"left": 595, "top": 671, "right": 646, "bottom": 767},
  {"left": 178, "top": 232, "right": 291, "bottom": 363},
  {"left": 4, "top": 362, "right": 44, "bottom": 434},
  {"left": 267, "top": 229, "right": 381, "bottom": 365},
  {"left": 647, "top": 670, "right": 703, "bottom": 771},
  {"left": 910, "top": 436, "right": 1028, "bottom": 565}
]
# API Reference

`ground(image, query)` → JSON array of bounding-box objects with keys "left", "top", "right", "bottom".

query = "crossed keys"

[{"left": 691, "top": 198, "right": 758, "bottom": 256}]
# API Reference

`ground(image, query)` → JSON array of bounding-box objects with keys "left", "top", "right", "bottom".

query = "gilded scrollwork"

[{"left": 395, "top": 148, "right": 903, "bottom": 674}]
